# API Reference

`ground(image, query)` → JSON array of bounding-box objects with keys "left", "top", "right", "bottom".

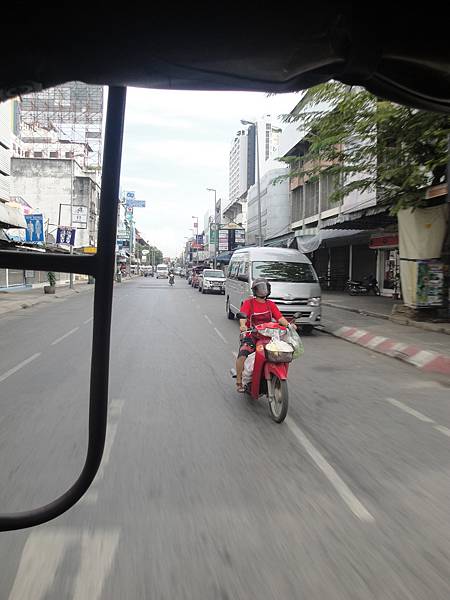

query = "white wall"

[
  {"left": 11, "top": 158, "right": 98, "bottom": 248},
  {"left": 246, "top": 166, "right": 290, "bottom": 244},
  {"left": 0, "top": 101, "right": 11, "bottom": 201}
]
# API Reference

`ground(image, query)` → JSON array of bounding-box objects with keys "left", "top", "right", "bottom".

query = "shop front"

[{"left": 370, "top": 234, "right": 400, "bottom": 298}]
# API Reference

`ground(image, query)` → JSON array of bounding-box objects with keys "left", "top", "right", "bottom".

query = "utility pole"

[
  {"left": 207, "top": 188, "right": 217, "bottom": 268},
  {"left": 69, "top": 157, "right": 74, "bottom": 289}
]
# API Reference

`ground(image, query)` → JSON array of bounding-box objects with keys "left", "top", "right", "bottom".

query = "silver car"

[{"left": 225, "top": 247, "right": 321, "bottom": 333}]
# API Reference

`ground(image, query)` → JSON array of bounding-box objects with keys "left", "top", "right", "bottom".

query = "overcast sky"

[{"left": 119, "top": 88, "right": 299, "bottom": 257}]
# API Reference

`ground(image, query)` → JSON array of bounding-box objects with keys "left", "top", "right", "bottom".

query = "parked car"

[
  {"left": 225, "top": 247, "right": 321, "bottom": 334},
  {"left": 198, "top": 269, "right": 226, "bottom": 294}
]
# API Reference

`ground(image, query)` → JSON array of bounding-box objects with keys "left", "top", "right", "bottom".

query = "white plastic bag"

[{"left": 242, "top": 352, "right": 256, "bottom": 386}]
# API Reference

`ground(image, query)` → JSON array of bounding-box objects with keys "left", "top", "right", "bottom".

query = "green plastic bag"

[{"left": 284, "top": 325, "right": 304, "bottom": 359}]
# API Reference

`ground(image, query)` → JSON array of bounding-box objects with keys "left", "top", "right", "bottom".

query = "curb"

[
  {"left": 322, "top": 324, "right": 450, "bottom": 378},
  {"left": 0, "top": 284, "right": 94, "bottom": 317}
]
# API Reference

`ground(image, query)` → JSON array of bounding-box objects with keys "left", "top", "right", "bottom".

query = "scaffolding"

[{"left": 20, "top": 82, "right": 104, "bottom": 168}]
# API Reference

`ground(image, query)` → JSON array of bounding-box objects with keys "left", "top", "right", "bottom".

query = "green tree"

[{"left": 281, "top": 82, "right": 450, "bottom": 213}]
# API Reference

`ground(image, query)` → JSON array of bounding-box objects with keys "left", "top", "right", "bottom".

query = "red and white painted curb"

[{"left": 329, "top": 326, "right": 450, "bottom": 377}]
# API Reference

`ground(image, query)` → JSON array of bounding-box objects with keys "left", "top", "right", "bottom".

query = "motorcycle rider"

[
  {"left": 169, "top": 271, "right": 175, "bottom": 285},
  {"left": 235, "top": 278, "right": 294, "bottom": 392}
]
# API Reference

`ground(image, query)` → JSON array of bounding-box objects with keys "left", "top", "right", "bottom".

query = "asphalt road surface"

[{"left": 0, "top": 277, "right": 450, "bottom": 599}]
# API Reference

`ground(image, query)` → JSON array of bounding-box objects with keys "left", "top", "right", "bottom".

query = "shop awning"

[
  {"left": 294, "top": 229, "right": 371, "bottom": 253},
  {"left": 0, "top": 202, "right": 27, "bottom": 229},
  {"left": 264, "top": 233, "right": 295, "bottom": 248},
  {"left": 321, "top": 205, "right": 397, "bottom": 230}
]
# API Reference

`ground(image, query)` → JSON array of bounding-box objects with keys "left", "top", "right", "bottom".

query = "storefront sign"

[
  {"left": 56, "top": 226, "right": 76, "bottom": 245},
  {"left": 25, "top": 214, "right": 45, "bottom": 243},
  {"left": 369, "top": 234, "right": 399, "bottom": 249}
]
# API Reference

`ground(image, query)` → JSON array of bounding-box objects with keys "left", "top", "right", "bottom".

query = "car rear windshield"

[
  {"left": 203, "top": 270, "right": 224, "bottom": 278},
  {"left": 252, "top": 261, "right": 317, "bottom": 283}
]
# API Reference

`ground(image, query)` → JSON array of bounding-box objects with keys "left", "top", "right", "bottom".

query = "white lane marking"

[
  {"left": 214, "top": 327, "right": 228, "bottom": 344},
  {"left": 385, "top": 397, "right": 434, "bottom": 423},
  {"left": 286, "top": 417, "right": 375, "bottom": 523},
  {"left": 0, "top": 353, "right": 41, "bottom": 383},
  {"left": 8, "top": 529, "right": 120, "bottom": 600},
  {"left": 83, "top": 316, "right": 93, "bottom": 324},
  {"left": 231, "top": 351, "right": 238, "bottom": 358},
  {"left": 81, "top": 399, "right": 124, "bottom": 506},
  {"left": 73, "top": 530, "right": 120, "bottom": 600},
  {"left": 204, "top": 314, "right": 212, "bottom": 325},
  {"left": 51, "top": 327, "right": 79, "bottom": 346},
  {"left": 434, "top": 425, "right": 450, "bottom": 438}
]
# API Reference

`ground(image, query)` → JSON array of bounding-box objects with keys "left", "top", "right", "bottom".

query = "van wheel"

[{"left": 226, "top": 299, "right": 234, "bottom": 320}]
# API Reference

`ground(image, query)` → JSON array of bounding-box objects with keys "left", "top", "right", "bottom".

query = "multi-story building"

[
  {"left": 228, "top": 127, "right": 255, "bottom": 204},
  {"left": 279, "top": 117, "right": 400, "bottom": 295},
  {"left": 11, "top": 157, "right": 100, "bottom": 250},
  {"left": 18, "top": 82, "right": 104, "bottom": 171}
]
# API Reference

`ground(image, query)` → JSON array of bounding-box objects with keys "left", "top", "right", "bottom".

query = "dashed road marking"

[
  {"left": 51, "top": 327, "right": 79, "bottom": 346},
  {"left": 204, "top": 314, "right": 212, "bottom": 325},
  {"left": 385, "top": 397, "right": 434, "bottom": 423},
  {"left": 214, "top": 328, "right": 228, "bottom": 344},
  {"left": 0, "top": 353, "right": 41, "bottom": 383},
  {"left": 8, "top": 529, "right": 120, "bottom": 600},
  {"left": 83, "top": 316, "right": 93, "bottom": 324},
  {"left": 286, "top": 417, "right": 375, "bottom": 523},
  {"left": 434, "top": 425, "right": 450, "bottom": 438}
]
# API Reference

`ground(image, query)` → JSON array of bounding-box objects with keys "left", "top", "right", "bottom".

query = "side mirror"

[
  {"left": 236, "top": 312, "right": 247, "bottom": 320},
  {"left": 238, "top": 274, "right": 248, "bottom": 282}
]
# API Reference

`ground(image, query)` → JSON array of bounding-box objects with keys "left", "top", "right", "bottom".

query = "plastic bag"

[
  {"left": 242, "top": 352, "right": 256, "bottom": 386},
  {"left": 284, "top": 325, "right": 304, "bottom": 359}
]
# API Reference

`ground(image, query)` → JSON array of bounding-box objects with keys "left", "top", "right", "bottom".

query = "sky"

[{"left": 119, "top": 88, "right": 300, "bottom": 258}]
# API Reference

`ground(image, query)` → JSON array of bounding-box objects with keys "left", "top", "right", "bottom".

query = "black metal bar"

[
  {"left": 0, "top": 86, "right": 127, "bottom": 531},
  {"left": 0, "top": 251, "right": 97, "bottom": 276}
]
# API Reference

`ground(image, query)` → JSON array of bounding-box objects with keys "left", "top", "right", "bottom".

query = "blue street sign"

[
  {"left": 56, "top": 227, "right": 76, "bottom": 245},
  {"left": 127, "top": 199, "right": 146, "bottom": 208},
  {"left": 25, "top": 214, "right": 45, "bottom": 243}
]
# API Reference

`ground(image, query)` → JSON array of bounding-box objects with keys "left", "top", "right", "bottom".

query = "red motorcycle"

[{"left": 232, "top": 313, "right": 298, "bottom": 423}]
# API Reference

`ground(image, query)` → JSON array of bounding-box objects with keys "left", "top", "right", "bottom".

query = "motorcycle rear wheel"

[{"left": 268, "top": 375, "right": 288, "bottom": 423}]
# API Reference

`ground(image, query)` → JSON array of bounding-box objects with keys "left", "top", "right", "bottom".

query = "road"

[{"left": 1, "top": 277, "right": 450, "bottom": 599}]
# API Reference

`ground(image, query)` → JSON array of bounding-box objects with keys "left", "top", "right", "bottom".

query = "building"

[
  {"left": 18, "top": 82, "right": 104, "bottom": 170},
  {"left": 246, "top": 166, "right": 290, "bottom": 246},
  {"left": 279, "top": 118, "right": 399, "bottom": 295},
  {"left": 228, "top": 126, "right": 255, "bottom": 204},
  {"left": 226, "top": 117, "right": 283, "bottom": 236},
  {"left": 11, "top": 157, "right": 100, "bottom": 249},
  {"left": 257, "top": 116, "right": 282, "bottom": 175}
]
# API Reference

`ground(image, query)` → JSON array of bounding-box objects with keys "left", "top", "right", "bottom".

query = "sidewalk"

[
  {"left": 0, "top": 274, "right": 141, "bottom": 317},
  {"left": 0, "top": 282, "right": 94, "bottom": 317},
  {"left": 321, "top": 294, "right": 450, "bottom": 378},
  {"left": 322, "top": 291, "right": 450, "bottom": 336}
]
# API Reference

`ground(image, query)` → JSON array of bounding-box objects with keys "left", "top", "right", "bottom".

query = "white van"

[
  {"left": 225, "top": 247, "right": 321, "bottom": 332},
  {"left": 156, "top": 263, "right": 169, "bottom": 279}
]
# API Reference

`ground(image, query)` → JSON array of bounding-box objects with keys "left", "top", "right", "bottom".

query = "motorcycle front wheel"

[{"left": 268, "top": 375, "right": 288, "bottom": 423}]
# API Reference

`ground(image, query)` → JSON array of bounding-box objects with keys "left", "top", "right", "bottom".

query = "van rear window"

[{"left": 252, "top": 261, "right": 317, "bottom": 283}]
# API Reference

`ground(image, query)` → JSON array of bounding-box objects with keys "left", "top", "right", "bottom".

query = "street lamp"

[
  {"left": 206, "top": 188, "right": 217, "bottom": 268},
  {"left": 241, "top": 119, "right": 262, "bottom": 246},
  {"left": 192, "top": 216, "right": 198, "bottom": 264}
]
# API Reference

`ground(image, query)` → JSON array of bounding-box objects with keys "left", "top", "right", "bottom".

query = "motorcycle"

[
  {"left": 231, "top": 312, "right": 299, "bottom": 423},
  {"left": 169, "top": 274, "right": 175, "bottom": 286},
  {"left": 345, "top": 275, "right": 380, "bottom": 296}
]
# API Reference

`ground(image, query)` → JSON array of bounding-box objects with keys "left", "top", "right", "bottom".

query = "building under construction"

[{"left": 18, "top": 82, "right": 104, "bottom": 169}]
